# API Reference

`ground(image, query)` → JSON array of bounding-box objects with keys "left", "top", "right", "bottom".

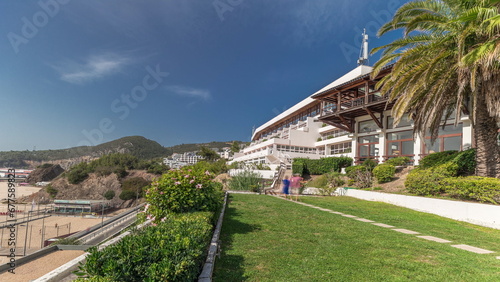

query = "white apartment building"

[{"left": 233, "top": 64, "right": 473, "bottom": 166}]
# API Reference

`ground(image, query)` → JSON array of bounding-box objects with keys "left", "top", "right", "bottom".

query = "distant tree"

[
  {"left": 104, "top": 190, "right": 116, "bottom": 200},
  {"left": 198, "top": 146, "right": 220, "bottom": 162},
  {"left": 230, "top": 141, "right": 240, "bottom": 153}
]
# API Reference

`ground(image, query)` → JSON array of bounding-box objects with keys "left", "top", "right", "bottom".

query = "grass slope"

[{"left": 214, "top": 194, "right": 500, "bottom": 281}]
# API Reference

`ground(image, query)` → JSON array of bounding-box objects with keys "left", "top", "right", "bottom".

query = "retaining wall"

[{"left": 345, "top": 189, "right": 500, "bottom": 230}]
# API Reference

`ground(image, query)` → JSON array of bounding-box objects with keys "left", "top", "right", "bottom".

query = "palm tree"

[{"left": 372, "top": 0, "right": 500, "bottom": 178}]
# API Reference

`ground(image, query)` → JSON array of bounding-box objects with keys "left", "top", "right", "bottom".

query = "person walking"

[
  {"left": 282, "top": 175, "right": 290, "bottom": 199},
  {"left": 290, "top": 174, "right": 303, "bottom": 200}
]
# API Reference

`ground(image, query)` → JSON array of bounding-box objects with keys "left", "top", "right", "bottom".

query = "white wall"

[
  {"left": 345, "top": 189, "right": 500, "bottom": 230},
  {"left": 229, "top": 169, "right": 276, "bottom": 179}
]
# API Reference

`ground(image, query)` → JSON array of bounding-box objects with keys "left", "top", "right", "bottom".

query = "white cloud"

[
  {"left": 166, "top": 85, "right": 211, "bottom": 101},
  {"left": 54, "top": 53, "right": 131, "bottom": 84}
]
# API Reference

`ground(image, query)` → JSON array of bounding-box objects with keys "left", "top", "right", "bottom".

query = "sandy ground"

[
  {"left": 0, "top": 182, "right": 41, "bottom": 201},
  {"left": 0, "top": 250, "right": 84, "bottom": 282},
  {"left": 0, "top": 215, "right": 102, "bottom": 264}
]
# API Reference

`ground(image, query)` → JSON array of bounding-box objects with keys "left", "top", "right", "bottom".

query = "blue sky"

[{"left": 0, "top": 0, "right": 409, "bottom": 151}]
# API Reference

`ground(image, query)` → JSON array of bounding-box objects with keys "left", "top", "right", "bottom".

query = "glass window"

[
  {"left": 387, "top": 114, "right": 412, "bottom": 129},
  {"left": 444, "top": 136, "right": 462, "bottom": 151},
  {"left": 359, "top": 135, "right": 378, "bottom": 144},
  {"left": 359, "top": 120, "right": 378, "bottom": 133},
  {"left": 387, "top": 131, "right": 413, "bottom": 140}
]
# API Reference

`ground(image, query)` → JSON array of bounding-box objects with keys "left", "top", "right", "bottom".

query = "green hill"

[
  {"left": 169, "top": 141, "right": 247, "bottom": 154},
  {"left": 0, "top": 136, "right": 171, "bottom": 167},
  {"left": 0, "top": 137, "right": 247, "bottom": 168}
]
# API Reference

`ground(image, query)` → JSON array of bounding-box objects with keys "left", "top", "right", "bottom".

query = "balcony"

[{"left": 318, "top": 93, "right": 395, "bottom": 133}]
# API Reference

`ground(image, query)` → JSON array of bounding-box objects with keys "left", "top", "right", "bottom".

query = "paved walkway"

[{"left": 274, "top": 196, "right": 499, "bottom": 259}]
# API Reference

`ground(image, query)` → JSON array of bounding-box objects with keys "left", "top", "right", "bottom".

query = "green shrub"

[
  {"left": 419, "top": 149, "right": 476, "bottom": 176},
  {"left": 145, "top": 167, "right": 223, "bottom": 218},
  {"left": 373, "top": 164, "right": 396, "bottom": 183},
  {"left": 443, "top": 177, "right": 500, "bottom": 204},
  {"left": 345, "top": 165, "right": 372, "bottom": 188},
  {"left": 77, "top": 212, "right": 213, "bottom": 281},
  {"left": 325, "top": 172, "right": 345, "bottom": 188},
  {"left": 103, "top": 190, "right": 115, "bottom": 200},
  {"left": 384, "top": 157, "right": 411, "bottom": 166},
  {"left": 405, "top": 162, "right": 460, "bottom": 196},
  {"left": 345, "top": 165, "right": 367, "bottom": 179},
  {"left": 67, "top": 162, "right": 91, "bottom": 184},
  {"left": 419, "top": 150, "right": 458, "bottom": 169},
  {"left": 228, "top": 170, "right": 262, "bottom": 192},
  {"left": 46, "top": 185, "right": 58, "bottom": 198},
  {"left": 119, "top": 190, "right": 137, "bottom": 201},
  {"left": 362, "top": 158, "right": 377, "bottom": 172},
  {"left": 38, "top": 163, "right": 54, "bottom": 169},
  {"left": 307, "top": 175, "right": 329, "bottom": 189},
  {"left": 292, "top": 159, "right": 306, "bottom": 175},
  {"left": 122, "top": 177, "right": 150, "bottom": 195},
  {"left": 452, "top": 149, "right": 476, "bottom": 176}
]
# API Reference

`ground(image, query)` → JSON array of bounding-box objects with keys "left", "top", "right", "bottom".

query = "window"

[
  {"left": 387, "top": 114, "right": 412, "bottom": 129},
  {"left": 359, "top": 120, "right": 378, "bottom": 133},
  {"left": 387, "top": 130, "right": 414, "bottom": 157},
  {"left": 423, "top": 124, "right": 463, "bottom": 153},
  {"left": 330, "top": 142, "right": 352, "bottom": 154},
  {"left": 358, "top": 135, "right": 379, "bottom": 158}
]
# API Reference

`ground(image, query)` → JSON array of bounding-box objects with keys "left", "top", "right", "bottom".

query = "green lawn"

[{"left": 213, "top": 194, "right": 500, "bottom": 281}]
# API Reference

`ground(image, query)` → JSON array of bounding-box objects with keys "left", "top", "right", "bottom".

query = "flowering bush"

[{"left": 144, "top": 167, "right": 223, "bottom": 222}]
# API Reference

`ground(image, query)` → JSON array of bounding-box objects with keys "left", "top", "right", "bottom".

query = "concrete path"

[{"left": 274, "top": 196, "right": 499, "bottom": 259}]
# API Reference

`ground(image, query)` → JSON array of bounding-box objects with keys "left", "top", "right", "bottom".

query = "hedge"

[
  {"left": 405, "top": 163, "right": 458, "bottom": 196},
  {"left": 77, "top": 212, "right": 213, "bottom": 281},
  {"left": 292, "top": 157, "right": 352, "bottom": 176},
  {"left": 443, "top": 177, "right": 500, "bottom": 204},
  {"left": 419, "top": 149, "right": 475, "bottom": 175}
]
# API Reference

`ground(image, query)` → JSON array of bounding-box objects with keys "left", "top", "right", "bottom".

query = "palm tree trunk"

[{"left": 474, "top": 91, "right": 500, "bottom": 178}]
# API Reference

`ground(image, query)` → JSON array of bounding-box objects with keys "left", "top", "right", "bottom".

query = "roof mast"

[{"left": 357, "top": 28, "right": 369, "bottom": 66}]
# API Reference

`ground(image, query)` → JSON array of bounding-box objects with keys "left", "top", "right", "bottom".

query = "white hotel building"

[{"left": 232, "top": 64, "right": 473, "bottom": 167}]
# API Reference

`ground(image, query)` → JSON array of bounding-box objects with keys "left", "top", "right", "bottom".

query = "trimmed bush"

[
  {"left": 419, "top": 150, "right": 459, "bottom": 169},
  {"left": 373, "top": 164, "right": 395, "bottom": 183},
  {"left": 145, "top": 167, "right": 223, "bottom": 219},
  {"left": 345, "top": 165, "right": 367, "bottom": 179},
  {"left": 443, "top": 177, "right": 500, "bottom": 204},
  {"left": 405, "top": 163, "right": 458, "bottom": 196},
  {"left": 77, "top": 212, "right": 213, "bottom": 281},
  {"left": 228, "top": 170, "right": 262, "bottom": 192},
  {"left": 384, "top": 156, "right": 411, "bottom": 167}
]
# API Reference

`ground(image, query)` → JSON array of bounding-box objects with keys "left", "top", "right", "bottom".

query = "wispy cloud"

[
  {"left": 166, "top": 85, "right": 211, "bottom": 101},
  {"left": 54, "top": 53, "right": 131, "bottom": 84}
]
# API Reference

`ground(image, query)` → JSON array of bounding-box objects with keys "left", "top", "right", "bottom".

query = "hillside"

[
  {"left": 0, "top": 136, "right": 171, "bottom": 167},
  {"left": 0, "top": 137, "right": 247, "bottom": 168},
  {"left": 169, "top": 141, "right": 247, "bottom": 154}
]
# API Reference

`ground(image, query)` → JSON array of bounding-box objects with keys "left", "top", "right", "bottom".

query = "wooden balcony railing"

[{"left": 321, "top": 93, "right": 389, "bottom": 117}]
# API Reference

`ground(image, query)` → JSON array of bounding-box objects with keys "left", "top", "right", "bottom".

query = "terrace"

[{"left": 312, "top": 66, "right": 394, "bottom": 133}]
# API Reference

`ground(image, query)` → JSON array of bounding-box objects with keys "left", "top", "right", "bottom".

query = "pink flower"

[
  {"left": 152, "top": 223, "right": 157, "bottom": 226},
  {"left": 175, "top": 181, "right": 181, "bottom": 185},
  {"left": 184, "top": 174, "right": 190, "bottom": 178},
  {"left": 190, "top": 180, "right": 195, "bottom": 184},
  {"left": 196, "top": 184, "right": 203, "bottom": 189},
  {"left": 160, "top": 192, "right": 164, "bottom": 195},
  {"left": 205, "top": 170, "right": 211, "bottom": 175},
  {"left": 161, "top": 217, "right": 166, "bottom": 222}
]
